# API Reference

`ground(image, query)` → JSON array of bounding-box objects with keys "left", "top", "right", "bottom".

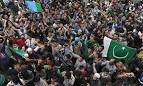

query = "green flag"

[
  {"left": 10, "top": 47, "right": 28, "bottom": 58},
  {"left": 102, "top": 37, "right": 137, "bottom": 63},
  {"left": 35, "top": 2, "right": 42, "bottom": 12},
  {"left": 0, "top": 74, "right": 5, "bottom": 86}
]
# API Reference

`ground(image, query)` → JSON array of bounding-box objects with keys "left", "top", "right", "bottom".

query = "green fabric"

[
  {"left": 35, "top": 2, "right": 43, "bottom": 12},
  {"left": 107, "top": 40, "right": 137, "bottom": 63},
  {"left": 108, "top": 8, "right": 115, "bottom": 16},
  {"left": 57, "top": 69, "right": 61, "bottom": 76},
  {"left": 0, "top": 74, "right": 5, "bottom": 85},
  {"left": 10, "top": 47, "right": 26, "bottom": 58},
  {"left": 81, "top": 40, "right": 89, "bottom": 59},
  {"left": 87, "top": 40, "right": 95, "bottom": 48}
]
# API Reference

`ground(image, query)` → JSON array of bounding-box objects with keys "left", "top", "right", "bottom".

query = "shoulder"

[{"left": 7, "top": 81, "right": 13, "bottom": 86}]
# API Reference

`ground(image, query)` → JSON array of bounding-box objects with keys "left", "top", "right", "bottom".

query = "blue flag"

[{"left": 25, "top": 1, "right": 43, "bottom": 12}]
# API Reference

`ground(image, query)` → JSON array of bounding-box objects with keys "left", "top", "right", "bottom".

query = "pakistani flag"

[
  {"left": 25, "top": 1, "right": 43, "bottom": 12},
  {"left": 102, "top": 37, "right": 137, "bottom": 63}
]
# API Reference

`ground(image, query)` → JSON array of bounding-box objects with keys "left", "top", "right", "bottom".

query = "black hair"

[
  {"left": 79, "top": 65, "right": 84, "bottom": 70},
  {"left": 36, "top": 65, "right": 43, "bottom": 71},
  {"left": 65, "top": 71, "right": 71, "bottom": 79},
  {"left": 33, "top": 74, "right": 40, "bottom": 82},
  {"left": 11, "top": 75, "right": 20, "bottom": 84},
  {"left": 65, "top": 54, "right": 71, "bottom": 59}
]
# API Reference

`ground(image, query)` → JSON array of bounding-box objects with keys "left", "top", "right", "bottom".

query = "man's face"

[
  {"left": 45, "top": 8, "right": 49, "bottom": 12},
  {"left": 78, "top": 57, "right": 83, "bottom": 62},
  {"left": 64, "top": 56, "right": 68, "bottom": 61},
  {"left": 59, "top": 23, "right": 63, "bottom": 28},
  {"left": 113, "top": 34, "right": 118, "bottom": 40},
  {"left": 109, "top": 59, "right": 115, "bottom": 65},
  {"left": 14, "top": 64, "right": 21, "bottom": 71},
  {"left": 93, "top": 75, "right": 97, "bottom": 80},
  {"left": 52, "top": 42, "right": 57, "bottom": 47},
  {"left": 90, "top": 35, "right": 94, "bottom": 40},
  {"left": 48, "top": 32, "right": 52, "bottom": 36},
  {"left": 4, "top": 15, "right": 8, "bottom": 19},
  {"left": 98, "top": 46, "right": 103, "bottom": 52}
]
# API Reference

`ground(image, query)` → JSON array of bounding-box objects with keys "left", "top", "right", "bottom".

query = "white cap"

[
  {"left": 14, "top": 0, "right": 18, "bottom": 2},
  {"left": 69, "top": 2, "right": 72, "bottom": 6},
  {"left": 23, "top": 53, "right": 29, "bottom": 58},
  {"left": 26, "top": 48, "right": 33, "bottom": 53},
  {"left": 18, "top": 11, "right": 21, "bottom": 15},
  {"left": 87, "top": 3, "right": 90, "bottom": 5},
  {"left": 94, "top": 73, "right": 100, "bottom": 79},
  {"left": 53, "top": 23, "right": 58, "bottom": 28}
]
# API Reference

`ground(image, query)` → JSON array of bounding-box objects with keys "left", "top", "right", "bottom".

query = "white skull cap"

[
  {"left": 94, "top": 73, "right": 100, "bottom": 79},
  {"left": 24, "top": 53, "right": 29, "bottom": 58},
  {"left": 26, "top": 48, "right": 32, "bottom": 53}
]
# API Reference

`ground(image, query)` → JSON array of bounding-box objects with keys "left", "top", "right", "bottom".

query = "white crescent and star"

[{"left": 113, "top": 45, "right": 129, "bottom": 59}]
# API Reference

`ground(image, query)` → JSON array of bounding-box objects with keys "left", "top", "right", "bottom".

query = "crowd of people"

[{"left": 0, "top": 0, "right": 143, "bottom": 86}]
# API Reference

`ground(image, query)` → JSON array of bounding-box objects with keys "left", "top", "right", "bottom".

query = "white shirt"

[
  {"left": 74, "top": 60, "right": 86, "bottom": 70},
  {"left": 25, "top": 38, "right": 37, "bottom": 48},
  {"left": 35, "top": 78, "right": 48, "bottom": 86}
]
